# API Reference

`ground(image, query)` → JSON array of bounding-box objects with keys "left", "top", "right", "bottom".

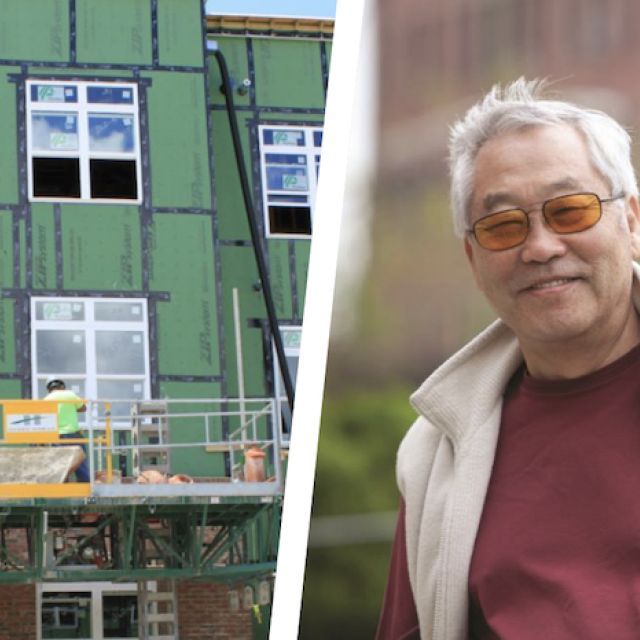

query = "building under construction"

[{"left": 0, "top": 1, "right": 332, "bottom": 638}]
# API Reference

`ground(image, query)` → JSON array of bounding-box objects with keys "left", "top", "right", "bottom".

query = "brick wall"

[
  {"left": 0, "top": 581, "right": 256, "bottom": 639},
  {"left": 0, "top": 585, "right": 36, "bottom": 640},
  {"left": 177, "top": 582, "right": 253, "bottom": 640}
]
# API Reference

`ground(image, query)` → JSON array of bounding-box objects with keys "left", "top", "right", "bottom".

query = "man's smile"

[{"left": 520, "top": 275, "right": 583, "bottom": 293}]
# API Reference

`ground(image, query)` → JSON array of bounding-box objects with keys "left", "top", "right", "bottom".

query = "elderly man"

[{"left": 377, "top": 79, "right": 640, "bottom": 639}]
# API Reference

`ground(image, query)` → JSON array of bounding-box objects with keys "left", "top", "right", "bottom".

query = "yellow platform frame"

[
  {"left": 0, "top": 483, "right": 92, "bottom": 498},
  {"left": 0, "top": 399, "right": 115, "bottom": 498}
]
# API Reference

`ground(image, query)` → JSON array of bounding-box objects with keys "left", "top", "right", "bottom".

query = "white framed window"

[
  {"left": 31, "top": 297, "right": 150, "bottom": 423},
  {"left": 273, "top": 326, "right": 302, "bottom": 445},
  {"left": 26, "top": 80, "right": 142, "bottom": 203},
  {"left": 38, "top": 582, "right": 139, "bottom": 640},
  {"left": 259, "top": 125, "right": 322, "bottom": 238}
]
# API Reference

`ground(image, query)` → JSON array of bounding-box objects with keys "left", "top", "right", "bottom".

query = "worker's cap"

[{"left": 45, "top": 376, "right": 65, "bottom": 391}]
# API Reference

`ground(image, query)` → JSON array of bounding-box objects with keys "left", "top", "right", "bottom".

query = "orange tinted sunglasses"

[{"left": 469, "top": 192, "right": 624, "bottom": 251}]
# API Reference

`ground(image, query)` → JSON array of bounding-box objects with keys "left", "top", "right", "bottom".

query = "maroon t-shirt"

[
  {"left": 376, "top": 500, "right": 420, "bottom": 640},
  {"left": 378, "top": 343, "right": 640, "bottom": 640},
  {"left": 469, "top": 342, "right": 640, "bottom": 639}
]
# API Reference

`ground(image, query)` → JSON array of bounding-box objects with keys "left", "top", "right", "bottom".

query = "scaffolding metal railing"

[{"left": 0, "top": 398, "right": 284, "bottom": 499}]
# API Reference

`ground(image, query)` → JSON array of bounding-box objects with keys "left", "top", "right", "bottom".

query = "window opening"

[
  {"left": 31, "top": 297, "right": 150, "bottom": 425},
  {"left": 259, "top": 125, "right": 322, "bottom": 237},
  {"left": 27, "top": 80, "right": 142, "bottom": 203},
  {"left": 39, "top": 583, "right": 139, "bottom": 640},
  {"left": 102, "top": 594, "right": 138, "bottom": 638},
  {"left": 41, "top": 592, "right": 92, "bottom": 639}
]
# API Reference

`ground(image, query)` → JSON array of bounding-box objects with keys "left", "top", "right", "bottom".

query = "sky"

[{"left": 206, "top": 0, "right": 336, "bottom": 20}]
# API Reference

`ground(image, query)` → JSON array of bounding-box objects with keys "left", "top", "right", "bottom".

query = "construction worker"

[{"left": 44, "top": 377, "right": 90, "bottom": 483}]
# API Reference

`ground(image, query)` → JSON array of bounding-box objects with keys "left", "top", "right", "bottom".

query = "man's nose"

[{"left": 519, "top": 211, "right": 568, "bottom": 263}]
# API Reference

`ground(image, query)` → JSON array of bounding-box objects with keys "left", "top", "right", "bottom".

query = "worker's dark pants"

[{"left": 59, "top": 432, "right": 91, "bottom": 483}]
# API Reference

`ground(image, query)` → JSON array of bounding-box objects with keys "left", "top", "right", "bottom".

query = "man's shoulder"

[
  {"left": 409, "top": 320, "right": 522, "bottom": 440},
  {"left": 396, "top": 320, "right": 523, "bottom": 498},
  {"left": 396, "top": 416, "right": 446, "bottom": 496},
  {"left": 46, "top": 389, "right": 79, "bottom": 400}
]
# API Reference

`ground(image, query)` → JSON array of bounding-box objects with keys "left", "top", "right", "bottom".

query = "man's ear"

[
  {"left": 626, "top": 195, "right": 640, "bottom": 260},
  {"left": 464, "top": 236, "right": 485, "bottom": 291},
  {"left": 464, "top": 237, "right": 474, "bottom": 264}
]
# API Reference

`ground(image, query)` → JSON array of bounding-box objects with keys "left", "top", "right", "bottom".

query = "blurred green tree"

[{"left": 300, "top": 385, "right": 415, "bottom": 639}]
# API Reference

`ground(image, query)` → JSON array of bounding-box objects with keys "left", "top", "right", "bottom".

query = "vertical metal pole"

[
  {"left": 105, "top": 401, "right": 113, "bottom": 482},
  {"left": 38, "top": 510, "right": 47, "bottom": 579},
  {"left": 232, "top": 288, "right": 247, "bottom": 443},
  {"left": 195, "top": 504, "right": 208, "bottom": 571},
  {"left": 88, "top": 399, "right": 94, "bottom": 486},
  {"left": 271, "top": 400, "right": 282, "bottom": 492},
  {"left": 125, "top": 505, "right": 136, "bottom": 569}
]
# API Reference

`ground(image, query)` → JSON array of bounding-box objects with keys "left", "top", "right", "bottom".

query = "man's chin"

[
  {"left": 505, "top": 302, "right": 596, "bottom": 342},
  {"left": 513, "top": 317, "right": 593, "bottom": 346}
]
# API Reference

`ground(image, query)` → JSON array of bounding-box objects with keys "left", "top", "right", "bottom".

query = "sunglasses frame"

[{"left": 468, "top": 191, "right": 625, "bottom": 251}]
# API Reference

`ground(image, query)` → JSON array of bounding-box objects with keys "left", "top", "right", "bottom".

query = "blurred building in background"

[
  {"left": 304, "top": 2, "right": 640, "bottom": 639},
  {"left": 369, "top": 0, "right": 640, "bottom": 381}
]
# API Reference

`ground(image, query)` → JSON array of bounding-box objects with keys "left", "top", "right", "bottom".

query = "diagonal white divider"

[{"left": 269, "top": 0, "right": 368, "bottom": 638}]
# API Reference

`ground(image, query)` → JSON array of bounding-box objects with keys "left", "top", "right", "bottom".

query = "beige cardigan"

[{"left": 397, "top": 264, "right": 640, "bottom": 639}]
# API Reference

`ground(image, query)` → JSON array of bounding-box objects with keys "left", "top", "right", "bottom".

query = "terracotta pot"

[
  {"left": 136, "top": 469, "right": 167, "bottom": 484},
  {"left": 244, "top": 447, "right": 266, "bottom": 482},
  {"left": 169, "top": 473, "right": 194, "bottom": 484}
]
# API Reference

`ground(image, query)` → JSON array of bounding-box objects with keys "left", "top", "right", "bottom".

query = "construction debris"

[{"left": 0, "top": 447, "right": 85, "bottom": 483}]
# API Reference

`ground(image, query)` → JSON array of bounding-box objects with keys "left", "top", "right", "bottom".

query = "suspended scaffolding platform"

[
  {"left": 0, "top": 496, "right": 281, "bottom": 583},
  {"left": 0, "top": 397, "right": 285, "bottom": 502}
]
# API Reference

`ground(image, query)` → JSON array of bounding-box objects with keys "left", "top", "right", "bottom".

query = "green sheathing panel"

[
  {"left": 31, "top": 204, "right": 56, "bottom": 290},
  {"left": 0, "top": 68, "right": 18, "bottom": 204},
  {"left": 253, "top": 39, "right": 324, "bottom": 108},
  {"left": 0, "top": 381, "right": 20, "bottom": 404},
  {"left": 145, "top": 72, "right": 212, "bottom": 208},
  {"left": 158, "top": 381, "right": 226, "bottom": 476},
  {"left": 220, "top": 246, "right": 267, "bottom": 399},
  {"left": 150, "top": 214, "right": 219, "bottom": 376},
  {"left": 294, "top": 241, "right": 311, "bottom": 314},
  {"left": 157, "top": 0, "right": 204, "bottom": 67},
  {"left": 267, "top": 241, "right": 293, "bottom": 319},
  {"left": 61, "top": 205, "right": 142, "bottom": 290},
  {"left": 0, "top": 211, "right": 13, "bottom": 288},
  {"left": 0, "top": 0, "right": 68, "bottom": 61},
  {"left": 211, "top": 111, "right": 254, "bottom": 240},
  {"left": 76, "top": 0, "right": 152, "bottom": 65},
  {"left": 0, "top": 299, "right": 15, "bottom": 374},
  {"left": 207, "top": 37, "right": 251, "bottom": 108}
]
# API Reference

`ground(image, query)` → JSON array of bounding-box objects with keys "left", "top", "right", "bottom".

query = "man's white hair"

[{"left": 448, "top": 77, "right": 639, "bottom": 237}]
